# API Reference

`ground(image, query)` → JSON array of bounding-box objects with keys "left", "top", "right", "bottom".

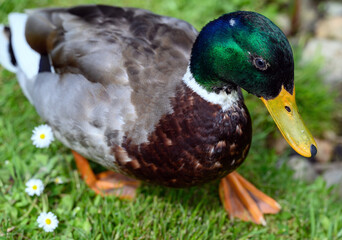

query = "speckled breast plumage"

[{"left": 113, "top": 83, "right": 252, "bottom": 187}]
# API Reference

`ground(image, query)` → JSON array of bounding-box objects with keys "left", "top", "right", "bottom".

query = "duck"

[{"left": 0, "top": 4, "right": 317, "bottom": 225}]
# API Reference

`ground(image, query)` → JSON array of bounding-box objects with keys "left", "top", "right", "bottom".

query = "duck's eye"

[{"left": 253, "top": 57, "right": 268, "bottom": 71}]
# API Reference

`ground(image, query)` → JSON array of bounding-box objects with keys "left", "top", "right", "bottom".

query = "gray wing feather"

[{"left": 25, "top": 5, "right": 198, "bottom": 167}]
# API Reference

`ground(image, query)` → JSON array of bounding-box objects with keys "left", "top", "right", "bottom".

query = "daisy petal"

[
  {"left": 37, "top": 212, "right": 59, "bottom": 232},
  {"left": 25, "top": 179, "right": 44, "bottom": 196},
  {"left": 31, "top": 124, "right": 54, "bottom": 148},
  {"left": 54, "top": 177, "right": 64, "bottom": 184}
]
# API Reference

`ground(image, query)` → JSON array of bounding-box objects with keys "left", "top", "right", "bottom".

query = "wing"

[{"left": 21, "top": 5, "right": 198, "bottom": 167}]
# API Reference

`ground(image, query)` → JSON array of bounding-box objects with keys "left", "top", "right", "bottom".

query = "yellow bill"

[{"left": 261, "top": 86, "right": 317, "bottom": 158}]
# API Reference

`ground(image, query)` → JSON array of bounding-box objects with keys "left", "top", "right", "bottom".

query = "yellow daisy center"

[
  {"left": 45, "top": 218, "right": 51, "bottom": 225},
  {"left": 40, "top": 134, "right": 46, "bottom": 139},
  {"left": 32, "top": 185, "right": 37, "bottom": 190}
]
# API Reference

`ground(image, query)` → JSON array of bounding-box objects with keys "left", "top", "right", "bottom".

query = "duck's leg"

[
  {"left": 219, "top": 171, "right": 281, "bottom": 225},
  {"left": 72, "top": 151, "right": 140, "bottom": 199}
]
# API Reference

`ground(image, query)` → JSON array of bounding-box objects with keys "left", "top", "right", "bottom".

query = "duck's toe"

[
  {"left": 72, "top": 151, "right": 140, "bottom": 200},
  {"left": 219, "top": 171, "right": 281, "bottom": 225},
  {"left": 95, "top": 171, "right": 140, "bottom": 199}
]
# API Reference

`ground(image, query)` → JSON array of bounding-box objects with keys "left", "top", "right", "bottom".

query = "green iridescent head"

[{"left": 190, "top": 11, "right": 294, "bottom": 99}]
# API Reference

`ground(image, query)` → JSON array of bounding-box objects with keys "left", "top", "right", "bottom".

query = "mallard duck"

[{"left": 0, "top": 5, "right": 317, "bottom": 225}]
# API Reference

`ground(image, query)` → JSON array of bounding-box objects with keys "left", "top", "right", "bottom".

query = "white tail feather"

[
  {"left": 8, "top": 13, "right": 40, "bottom": 80},
  {"left": 0, "top": 25, "right": 17, "bottom": 72}
]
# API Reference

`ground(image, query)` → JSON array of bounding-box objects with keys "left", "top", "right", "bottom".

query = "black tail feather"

[
  {"left": 4, "top": 26, "right": 17, "bottom": 66},
  {"left": 39, "top": 54, "right": 51, "bottom": 73}
]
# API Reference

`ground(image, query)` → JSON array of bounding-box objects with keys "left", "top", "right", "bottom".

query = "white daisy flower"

[
  {"left": 31, "top": 124, "right": 54, "bottom": 148},
  {"left": 54, "top": 177, "right": 63, "bottom": 184},
  {"left": 25, "top": 179, "right": 44, "bottom": 196},
  {"left": 37, "top": 212, "right": 59, "bottom": 232}
]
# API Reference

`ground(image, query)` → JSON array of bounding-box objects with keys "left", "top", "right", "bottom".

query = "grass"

[{"left": 1, "top": 0, "right": 342, "bottom": 239}]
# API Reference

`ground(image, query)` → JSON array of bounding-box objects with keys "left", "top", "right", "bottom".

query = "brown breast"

[{"left": 112, "top": 82, "right": 252, "bottom": 187}]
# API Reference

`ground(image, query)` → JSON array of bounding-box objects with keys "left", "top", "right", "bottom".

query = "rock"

[
  {"left": 313, "top": 162, "right": 342, "bottom": 172},
  {"left": 302, "top": 38, "right": 342, "bottom": 84},
  {"left": 272, "top": 137, "right": 289, "bottom": 155},
  {"left": 323, "top": 169, "right": 342, "bottom": 197},
  {"left": 316, "top": 17, "right": 342, "bottom": 41},
  {"left": 275, "top": 14, "right": 291, "bottom": 36},
  {"left": 323, "top": 130, "right": 338, "bottom": 142},
  {"left": 332, "top": 144, "right": 342, "bottom": 162},
  {"left": 287, "top": 156, "right": 317, "bottom": 182},
  {"left": 315, "top": 139, "right": 334, "bottom": 163},
  {"left": 299, "top": 0, "right": 319, "bottom": 33},
  {"left": 324, "top": 1, "right": 342, "bottom": 17}
]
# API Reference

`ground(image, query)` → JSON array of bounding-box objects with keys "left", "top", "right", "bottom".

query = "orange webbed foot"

[
  {"left": 72, "top": 151, "right": 140, "bottom": 199},
  {"left": 219, "top": 171, "right": 281, "bottom": 225}
]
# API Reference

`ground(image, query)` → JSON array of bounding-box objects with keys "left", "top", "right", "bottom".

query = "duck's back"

[{"left": 2, "top": 5, "right": 251, "bottom": 187}]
